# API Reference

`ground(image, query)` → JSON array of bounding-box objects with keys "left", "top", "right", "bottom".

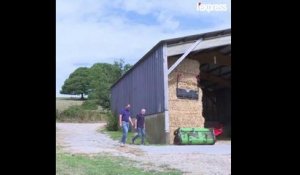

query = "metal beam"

[
  {"left": 200, "top": 63, "right": 208, "bottom": 68},
  {"left": 162, "top": 43, "right": 170, "bottom": 139},
  {"left": 167, "top": 36, "right": 231, "bottom": 57},
  {"left": 219, "top": 45, "right": 231, "bottom": 54},
  {"left": 189, "top": 51, "right": 231, "bottom": 66},
  {"left": 168, "top": 38, "right": 203, "bottom": 75},
  {"left": 207, "top": 65, "right": 226, "bottom": 73},
  {"left": 220, "top": 71, "right": 231, "bottom": 77},
  {"left": 201, "top": 72, "right": 231, "bottom": 88}
]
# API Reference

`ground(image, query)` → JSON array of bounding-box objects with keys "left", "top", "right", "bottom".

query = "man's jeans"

[
  {"left": 132, "top": 127, "right": 145, "bottom": 144},
  {"left": 121, "top": 121, "right": 129, "bottom": 144}
]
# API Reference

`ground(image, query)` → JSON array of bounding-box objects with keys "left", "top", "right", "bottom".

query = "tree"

[
  {"left": 88, "top": 63, "right": 121, "bottom": 109},
  {"left": 123, "top": 64, "right": 132, "bottom": 74},
  {"left": 60, "top": 67, "right": 91, "bottom": 99},
  {"left": 114, "top": 59, "right": 132, "bottom": 76},
  {"left": 60, "top": 59, "right": 132, "bottom": 108}
]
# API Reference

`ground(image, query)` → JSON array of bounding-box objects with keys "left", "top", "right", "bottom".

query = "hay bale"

[
  {"left": 168, "top": 56, "right": 200, "bottom": 75},
  {"left": 167, "top": 58, "right": 205, "bottom": 143}
]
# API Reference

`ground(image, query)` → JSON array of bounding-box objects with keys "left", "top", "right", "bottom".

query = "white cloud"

[
  {"left": 156, "top": 11, "right": 180, "bottom": 31},
  {"left": 115, "top": 0, "right": 231, "bottom": 18},
  {"left": 56, "top": 0, "right": 231, "bottom": 96}
]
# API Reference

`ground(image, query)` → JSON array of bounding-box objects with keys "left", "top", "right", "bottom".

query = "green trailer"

[{"left": 174, "top": 127, "right": 216, "bottom": 145}]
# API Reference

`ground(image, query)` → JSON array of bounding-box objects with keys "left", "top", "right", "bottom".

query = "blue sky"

[{"left": 56, "top": 0, "right": 231, "bottom": 97}]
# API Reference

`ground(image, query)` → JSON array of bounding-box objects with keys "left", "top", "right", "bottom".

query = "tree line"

[{"left": 60, "top": 59, "right": 132, "bottom": 110}]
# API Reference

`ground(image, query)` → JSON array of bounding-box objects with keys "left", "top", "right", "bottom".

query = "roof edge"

[
  {"left": 110, "top": 41, "right": 164, "bottom": 89},
  {"left": 110, "top": 28, "right": 231, "bottom": 89}
]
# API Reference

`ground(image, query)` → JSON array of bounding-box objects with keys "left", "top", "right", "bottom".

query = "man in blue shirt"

[
  {"left": 132, "top": 108, "right": 146, "bottom": 145},
  {"left": 119, "top": 104, "right": 133, "bottom": 147}
]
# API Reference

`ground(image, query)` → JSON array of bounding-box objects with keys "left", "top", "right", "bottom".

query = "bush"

[
  {"left": 60, "top": 106, "right": 84, "bottom": 119},
  {"left": 57, "top": 105, "right": 106, "bottom": 122},
  {"left": 81, "top": 100, "right": 98, "bottom": 110},
  {"left": 106, "top": 112, "right": 119, "bottom": 131}
]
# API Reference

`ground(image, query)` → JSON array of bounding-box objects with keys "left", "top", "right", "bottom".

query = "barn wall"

[
  {"left": 144, "top": 112, "right": 167, "bottom": 144},
  {"left": 111, "top": 45, "right": 165, "bottom": 117}
]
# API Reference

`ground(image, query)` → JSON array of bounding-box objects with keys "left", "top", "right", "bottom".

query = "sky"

[{"left": 56, "top": 0, "right": 231, "bottom": 97}]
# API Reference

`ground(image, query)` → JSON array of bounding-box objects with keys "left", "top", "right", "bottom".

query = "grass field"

[
  {"left": 56, "top": 147, "right": 181, "bottom": 175},
  {"left": 56, "top": 98, "right": 84, "bottom": 113}
]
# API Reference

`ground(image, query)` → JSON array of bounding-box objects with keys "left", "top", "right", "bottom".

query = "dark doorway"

[{"left": 198, "top": 62, "right": 231, "bottom": 139}]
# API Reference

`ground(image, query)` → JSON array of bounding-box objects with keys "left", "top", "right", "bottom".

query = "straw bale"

[{"left": 167, "top": 58, "right": 205, "bottom": 143}]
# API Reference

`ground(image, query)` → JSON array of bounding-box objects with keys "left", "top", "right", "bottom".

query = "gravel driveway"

[{"left": 56, "top": 123, "right": 231, "bottom": 175}]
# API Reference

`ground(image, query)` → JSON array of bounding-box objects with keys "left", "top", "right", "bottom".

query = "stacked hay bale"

[{"left": 168, "top": 57, "right": 205, "bottom": 143}]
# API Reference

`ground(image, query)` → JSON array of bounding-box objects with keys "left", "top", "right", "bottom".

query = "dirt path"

[{"left": 56, "top": 123, "right": 231, "bottom": 175}]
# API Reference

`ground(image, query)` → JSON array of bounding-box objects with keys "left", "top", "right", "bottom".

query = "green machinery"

[{"left": 173, "top": 127, "right": 216, "bottom": 145}]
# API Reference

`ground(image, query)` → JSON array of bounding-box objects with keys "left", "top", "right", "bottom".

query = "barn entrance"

[{"left": 190, "top": 45, "right": 231, "bottom": 139}]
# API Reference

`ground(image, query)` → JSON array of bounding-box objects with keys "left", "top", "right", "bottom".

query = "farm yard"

[{"left": 56, "top": 122, "right": 231, "bottom": 175}]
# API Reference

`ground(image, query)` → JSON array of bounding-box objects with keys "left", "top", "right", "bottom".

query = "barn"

[{"left": 110, "top": 28, "right": 231, "bottom": 144}]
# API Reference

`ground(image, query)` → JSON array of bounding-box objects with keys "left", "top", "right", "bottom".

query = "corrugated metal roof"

[
  {"left": 163, "top": 28, "right": 231, "bottom": 46},
  {"left": 111, "top": 28, "right": 231, "bottom": 89}
]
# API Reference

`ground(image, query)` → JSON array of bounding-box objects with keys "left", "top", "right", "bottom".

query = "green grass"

[
  {"left": 101, "top": 129, "right": 150, "bottom": 145},
  {"left": 56, "top": 149, "right": 181, "bottom": 175}
]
